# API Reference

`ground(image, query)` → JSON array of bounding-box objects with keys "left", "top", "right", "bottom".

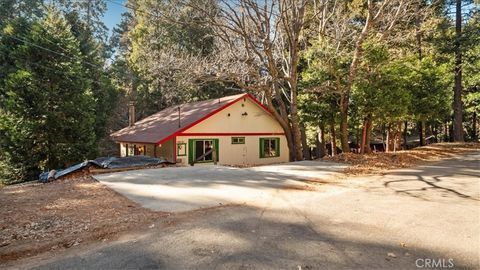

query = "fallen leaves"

[
  {"left": 0, "top": 176, "right": 167, "bottom": 263},
  {"left": 324, "top": 143, "right": 479, "bottom": 175}
]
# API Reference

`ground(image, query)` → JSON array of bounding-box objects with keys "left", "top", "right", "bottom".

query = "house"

[{"left": 111, "top": 93, "right": 289, "bottom": 166}]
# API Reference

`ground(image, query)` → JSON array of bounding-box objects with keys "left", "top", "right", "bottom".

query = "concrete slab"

[{"left": 93, "top": 160, "right": 347, "bottom": 212}]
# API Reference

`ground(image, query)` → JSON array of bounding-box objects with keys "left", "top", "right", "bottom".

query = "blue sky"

[{"left": 103, "top": 0, "right": 127, "bottom": 35}]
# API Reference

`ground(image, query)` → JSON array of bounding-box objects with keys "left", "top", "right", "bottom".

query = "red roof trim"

[
  {"left": 178, "top": 132, "right": 285, "bottom": 136},
  {"left": 246, "top": 93, "right": 272, "bottom": 115},
  {"left": 156, "top": 93, "right": 273, "bottom": 145}
]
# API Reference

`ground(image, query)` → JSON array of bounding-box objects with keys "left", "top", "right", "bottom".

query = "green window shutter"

[
  {"left": 275, "top": 138, "right": 280, "bottom": 157},
  {"left": 214, "top": 139, "right": 219, "bottom": 161},
  {"left": 259, "top": 138, "right": 265, "bottom": 158},
  {"left": 188, "top": 139, "right": 194, "bottom": 165}
]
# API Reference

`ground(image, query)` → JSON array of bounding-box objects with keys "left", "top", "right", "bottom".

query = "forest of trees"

[{"left": 0, "top": 0, "right": 478, "bottom": 184}]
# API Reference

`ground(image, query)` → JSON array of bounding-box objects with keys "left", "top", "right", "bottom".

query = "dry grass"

[
  {"left": 0, "top": 176, "right": 168, "bottom": 263},
  {"left": 324, "top": 143, "right": 480, "bottom": 175}
]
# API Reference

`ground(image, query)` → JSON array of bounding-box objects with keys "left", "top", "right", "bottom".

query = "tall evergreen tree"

[{"left": 0, "top": 8, "right": 96, "bottom": 183}]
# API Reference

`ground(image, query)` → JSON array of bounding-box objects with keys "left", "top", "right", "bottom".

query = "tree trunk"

[
  {"left": 365, "top": 115, "right": 372, "bottom": 154},
  {"left": 453, "top": 0, "right": 464, "bottom": 142},
  {"left": 340, "top": 2, "right": 374, "bottom": 153},
  {"left": 449, "top": 117, "right": 454, "bottom": 142},
  {"left": 360, "top": 114, "right": 372, "bottom": 154},
  {"left": 432, "top": 123, "right": 438, "bottom": 142},
  {"left": 419, "top": 121, "right": 426, "bottom": 146},
  {"left": 394, "top": 121, "right": 402, "bottom": 152},
  {"left": 403, "top": 121, "right": 408, "bottom": 150},
  {"left": 444, "top": 120, "right": 449, "bottom": 142},
  {"left": 284, "top": 127, "right": 295, "bottom": 161},
  {"left": 289, "top": 80, "right": 304, "bottom": 161},
  {"left": 330, "top": 120, "right": 337, "bottom": 156},
  {"left": 316, "top": 123, "right": 327, "bottom": 158},
  {"left": 339, "top": 94, "right": 350, "bottom": 153},
  {"left": 386, "top": 124, "right": 391, "bottom": 153},
  {"left": 360, "top": 117, "right": 367, "bottom": 154},
  {"left": 300, "top": 122, "right": 311, "bottom": 160}
]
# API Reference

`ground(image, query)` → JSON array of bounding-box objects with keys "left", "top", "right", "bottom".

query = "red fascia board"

[
  {"left": 156, "top": 93, "right": 275, "bottom": 145},
  {"left": 246, "top": 93, "right": 273, "bottom": 115},
  {"left": 178, "top": 132, "right": 285, "bottom": 136}
]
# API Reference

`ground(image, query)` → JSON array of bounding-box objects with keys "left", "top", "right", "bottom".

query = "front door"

[
  {"left": 195, "top": 139, "right": 213, "bottom": 162},
  {"left": 188, "top": 139, "right": 219, "bottom": 165}
]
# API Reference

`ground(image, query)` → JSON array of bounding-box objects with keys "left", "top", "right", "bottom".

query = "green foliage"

[
  {"left": 406, "top": 57, "right": 452, "bottom": 121},
  {"left": 66, "top": 11, "right": 118, "bottom": 148},
  {"left": 123, "top": 0, "right": 234, "bottom": 118},
  {"left": 0, "top": 9, "right": 97, "bottom": 183},
  {"left": 353, "top": 40, "right": 412, "bottom": 124}
]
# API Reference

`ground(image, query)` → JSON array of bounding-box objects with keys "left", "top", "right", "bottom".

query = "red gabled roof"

[{"left": 111, "top": 93, "right": 272, "bottom": 144}]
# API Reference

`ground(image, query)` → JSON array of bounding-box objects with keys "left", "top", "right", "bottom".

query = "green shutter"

[
  {"left": 214, "top": 139, "right": 219, "bottom": 161},
  {"left": 188, "top": 139, "right": 194, "bottom": 165},
  {"left": 275, "top": 138, "right": 280, "bottom": 157},
  {"left": 259, "top": 138, "right": 265, "bottom": 158}
]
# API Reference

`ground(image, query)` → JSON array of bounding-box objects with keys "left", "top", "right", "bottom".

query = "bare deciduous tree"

[{"left": 185, "top": 0, "right": 309, "bottom": 161}]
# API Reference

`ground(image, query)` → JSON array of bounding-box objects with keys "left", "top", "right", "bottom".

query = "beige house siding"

[
  {"left": 176, "top": 97, "right": 289, "bottom": 166},
  {"left": 175, "top": 135, "right": 288, "bottom": 166},
  {"left": 120, "top": 143, "right": 127, "bottom": 157},
  {"left": 184, "top": 97, "right": 284, "bottom": 134}
]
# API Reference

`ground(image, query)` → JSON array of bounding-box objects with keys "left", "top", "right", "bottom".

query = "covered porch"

[{"left": 119, "top": 137, "right": 176, "bottom": 163}]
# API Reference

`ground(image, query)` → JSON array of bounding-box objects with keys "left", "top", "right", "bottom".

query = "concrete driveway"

[
  {"left": 5, "top": 152, "right": 480, "bottom": 269},
  {"left": 93, "top": 161, "right": 348, "bottom": 212}
]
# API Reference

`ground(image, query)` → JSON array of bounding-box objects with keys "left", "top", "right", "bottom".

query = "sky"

[{"left": 103, "top": 0, "right": 127, "bottom": 35}]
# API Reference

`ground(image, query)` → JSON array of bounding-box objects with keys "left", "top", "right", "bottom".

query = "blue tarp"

[{"left": 39, "top": 156, "right": 175, "bottom": 183}]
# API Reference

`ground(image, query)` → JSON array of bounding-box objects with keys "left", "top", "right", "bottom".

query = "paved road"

[
  {"left": 93, "top": 161, "right": 348, "bottom": 212},
  {"left": 7, "top": 152, "right": 480, "bottom": 269}
]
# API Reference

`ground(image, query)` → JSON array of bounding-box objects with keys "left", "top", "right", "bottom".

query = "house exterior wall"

[
  {"left": 185, "top": 97, "right": 284, "bottom": 134},
  {"left": 175, "top": 97, "right": 289, "bottom": 166},
  {"left": 117, "top": 96, "right": 289, "bottom": 166},
  {"left": 120, "top": 143, "right": 127, "bottom": 157},
  {"left": 157, "top": 139, "right": 174, "bottom": 161},
  {"left": 175, "top": 135, "right": 288, "bottom": 166}
]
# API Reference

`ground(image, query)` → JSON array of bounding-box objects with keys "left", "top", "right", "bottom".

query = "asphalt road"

[{"left": 6, "top": 152, "right": 480, "bottom": 269}]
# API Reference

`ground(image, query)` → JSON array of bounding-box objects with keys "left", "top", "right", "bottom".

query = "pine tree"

[{"left": 0, "top": 8, "right": 96, "bottom": 183}]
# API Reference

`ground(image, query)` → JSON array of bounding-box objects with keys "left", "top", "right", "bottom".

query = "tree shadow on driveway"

[{"left": 19, "top": 205, "right": 475, "bottom": 270}]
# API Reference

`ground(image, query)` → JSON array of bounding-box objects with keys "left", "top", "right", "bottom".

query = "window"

[
  {"left": 260, "top": 138, "right": 280, "bottom": 158},
  {"left": 177, "top": 143, "right": 187, "bottom": 156},
  {"left": 231, "top": 137, "right": 245, "bottom": 144},
  {"left": 127, "top": 144, "right": 134, "bottom": 156},
  {"left": 195, "top": 140, "right": 214, "bottom": 162},
  {"left": 136, "top": 145, "right": 145, "bottom": 155}
]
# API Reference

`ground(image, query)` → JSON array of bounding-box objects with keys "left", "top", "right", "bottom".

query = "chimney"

[{"left": 128, "top": 101, "right": 135, "bottom": 127}]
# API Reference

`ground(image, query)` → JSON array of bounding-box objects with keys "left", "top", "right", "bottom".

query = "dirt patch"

[
  {"left": 324, "top": 143, "right": 479, "bottom": 175},
  {"left": 0, "top": 176, "right": 168, "bottom": 263}
]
